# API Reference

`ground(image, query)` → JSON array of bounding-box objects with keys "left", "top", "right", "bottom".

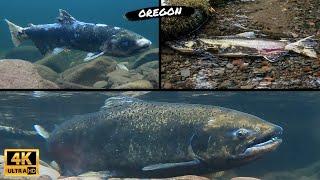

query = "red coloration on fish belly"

[
  {"left": 261, "top": 48, "right": 285, "bottom": 53},
  {"left": 260, "top": 47, "right": 286, "bottom": 55}
]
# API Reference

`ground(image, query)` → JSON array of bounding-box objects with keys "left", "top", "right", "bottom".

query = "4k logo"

[{"left": 4, "top": 149, "right": 39, "bottom": 176}]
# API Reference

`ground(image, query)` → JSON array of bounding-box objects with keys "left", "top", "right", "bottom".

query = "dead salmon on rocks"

[
  {"left": 5, "top": 9, "right": 152, "bottom": 61},
  {"left": 169, "top": 32, "right": 317, "bottom": 62},
  {"left": 34, "top": 96, "right": 282, "bottom": 178}
]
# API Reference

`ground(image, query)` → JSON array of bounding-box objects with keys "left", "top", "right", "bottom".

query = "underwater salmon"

[
  {"left": 5, "top": 9, "right": 152, "bottom": 61},
  {"left": 169, "top": 32, "right": 317, "bottom": 62},
  {"left": 34, "top": 96, "right": 282, "bottom": 178}
]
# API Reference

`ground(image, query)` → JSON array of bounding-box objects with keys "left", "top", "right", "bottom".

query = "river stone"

[
  {"left": 106, "top": 69, "right": 133, "bottom": 87},
  {"left": 34, "top": 64, "right": 60, "bottom": 82},
  {"left": 136, "top": 61, "right": 159, "bottom": 76},
  {"left": 181, "top": 68, "right": 191, "bottom": 77},
  {"left": 35, "top": 50, "right": 86, "bottom": 73},
  {"left": 131, "top": 48, "right": 159, "bottom": 69},
  {"left": 61, "top": 56, "right": 116, "bottom": 86},
  {"left": 93, "top": 81, "right": 108, "bottom": 88},
  {"left": 112, "top": 80, "right": 154, "bottom": 89},
  {"left": 144, "top": 68, "right": 159, "bottom": 88},
  {"left": 0, "top": 59, "right": 59, "bottom": 89}
]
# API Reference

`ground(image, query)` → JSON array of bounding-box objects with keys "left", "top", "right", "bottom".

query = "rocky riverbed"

[
  {"left": 161, "top": 0, "right": 320, "bottom": 89},
  {"left": 2, "top": 152, "right": 320, "bottom": 180},
  {"left": 0, "top": 47, "right": 159, "bottom": 89}
]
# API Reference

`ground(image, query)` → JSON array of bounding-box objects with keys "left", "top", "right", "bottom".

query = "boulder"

[
  {"left": 35, "top": 50, "right": 86, "bottom": 73},
  {"left": 112, "top": 80, "right": 154, "bottom": 89},
  {"left": 107, "top": 69, "right": 133, "bottom": 87},
  {"left": 55, "top": 79, "right": 97, "bottom": 89},
  {"left": 34, "top": 64, "right": 60, "bottom": 82},
  {"left": 131, "top": 73, "right": 144, "bottom": 81},
  {"left": 144, "top": 68, "right": 159, "bottom": 88},
  {"left": 61, "top": 56, "right": 116, "bottom": 86},
  {"left": 93, "top": 81, "right": 108, "bottom": 88},
  {"left": 0, "top": 59, "right": 59, "bottom": 89},
  {"left": 136, "top": 61, "right": 159, "bottom": 75},
  {"left": 5, "top": 46, "right": 43, "bottom": 62},
  {"left": 131, "top": 48, "right": 159, "bottom": 69}
]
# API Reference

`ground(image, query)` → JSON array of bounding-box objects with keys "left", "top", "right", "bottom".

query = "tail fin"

[
  {"left": 4, "top": 19, "right": 26, "bottom": 47},
  {"left": 285, "top": 36, "right": 318, "bottom": 58},
  {"left": 34, "top": 125, "right": 50, "bottom": 139}
]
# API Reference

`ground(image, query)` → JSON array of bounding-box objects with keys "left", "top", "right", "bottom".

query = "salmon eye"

[{"left": 237, "top": 128, "right": 249, "bottom": 139}]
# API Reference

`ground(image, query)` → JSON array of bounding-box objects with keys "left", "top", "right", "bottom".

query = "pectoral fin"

[
  {"left": 84, "top": 52, "right": 104, "bottom": 61},
  {"left": 142, "top": 159, "right": 200, "bottom": 171},
  {"left": 34, "top": 125, "right": 50, "bottom": 139}
]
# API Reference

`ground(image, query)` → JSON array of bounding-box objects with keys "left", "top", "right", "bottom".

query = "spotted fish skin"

[
  {"left": 5, "top": 9, "right": 152, "bottom": 57},
  {"left": 36, "top": 97, "right": 282, "bottom": 178}
]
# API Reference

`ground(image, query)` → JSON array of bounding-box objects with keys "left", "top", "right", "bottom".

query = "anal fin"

[{"left": 34, "top": 125, "right": 50, "bottom": 139}]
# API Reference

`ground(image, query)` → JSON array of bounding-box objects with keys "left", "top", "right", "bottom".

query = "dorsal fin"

[
  {"left": 57, "top": 9, "right": 76, "bottom": 24},
  {"left": 100, "top": 96, "right": 144, "bottom": 111}
]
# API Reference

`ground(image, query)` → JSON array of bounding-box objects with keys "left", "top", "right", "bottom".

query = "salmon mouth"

[
  {"left": 240, "top": 126, "right": 282, "bottom": 158},
  {"left": 241, "top": 137, "right": 282, "bottom": 156}
]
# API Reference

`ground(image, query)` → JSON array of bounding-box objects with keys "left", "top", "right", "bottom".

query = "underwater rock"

[
  {"left": 61, "top": 56, "right": 116, "bottom": 86},
  {"left": 34, "top": 64, "right": 60, "bottom": 82},
  {"left": 163, "top": 82, "right": 173, "bottom": 89},
  {"left": 136, "top": 61, "right": 159, "bottom": 76},
  {"left": 5, "top": 46, "right": 43, "bottom": 63},
  {"left": 55, "top": 79, "right": 97, "bottom": 89},
  {"left": 112, "top": 80, "right": 154, "bottom": 89},
  {"left": 131, "top": 48, "right": 159, "bottom": 69},
  {"left": 0, "top": 59, "right": 59, "bottom": 89},
  {"left": 93, "top": 81, "right": 109, "bottom": 88},
  {"left": 108, "top": 69, "right": 131, "bottom": 78},
  {"left": 131, "top": 73, "right": 145, "bottom": 81},
  {"left": 144, "top": 68, "right": 160, "bottom": 88},
  {"left": 107, "top": 69, "right": 133, "bottom": 87},
  {"left": 35, "top": 50, "right": 87, "bottom": 73}
]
